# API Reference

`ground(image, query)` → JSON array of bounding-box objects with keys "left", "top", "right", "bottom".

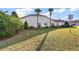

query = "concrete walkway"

[{"left": 0, "top": 33, "right": 47, "bottom": 51}]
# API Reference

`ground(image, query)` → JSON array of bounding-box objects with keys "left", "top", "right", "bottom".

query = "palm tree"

[
  {"left": 35, "top": 8, "right": 41, "bottom": 28},
  {"left": 48, "top": 8, "right": 54, "bottom": 28},
  {"left": 11, "top": 11, "right": 19, "bottom": 18},
  {"left": 4, "top": 11, "right": 8, "bottom": 13}
]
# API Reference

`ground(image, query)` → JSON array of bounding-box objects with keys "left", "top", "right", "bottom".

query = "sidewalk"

[{"left": 0, "top": 33, "right": 47, "bottom": 51}]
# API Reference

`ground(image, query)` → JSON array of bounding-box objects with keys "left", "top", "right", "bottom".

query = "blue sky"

[{"left": 0, "top": 8, "right": 79, "bottom": 20}]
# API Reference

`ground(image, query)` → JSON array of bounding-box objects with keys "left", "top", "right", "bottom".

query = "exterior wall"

[
  {"left": 21, "top": 16, "right": 37, "bottom": 27},
  {"left": 57, "top": 22, "right": 65, "bottom": 26},
  {"left": 51, "top": 21, "right": 64, "bottom": 26},
  {"left": 74, "top": 23, "right": 79, "bottom": 26},
  {"left": 37, "top": 16, "right": 50, "bottom": 27},
  {"left": 69, "top": 22, "right": 79, "bottom": 26},
  {"left": 51, "top": 20, "right": 57, "bottom": 26},
  {"left": 20, "top": 15, "right": 65, "bottom": 28},
  {"left": 21, "top": 15, "right": 57, "bottom": 28}
]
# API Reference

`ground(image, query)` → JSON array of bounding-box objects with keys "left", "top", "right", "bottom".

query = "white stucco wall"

[
  {"left": 20, "top": 15, "right": 65, "bottom": 27},
  {"left": 21, "top": 15, "right": 57, "bottom": 27},
  {"left": 58, "top": 22, "right": 65, "bottom": 26},
  {"left": 21, "top": 16, "right": 37, "bottom": 27},
  {"left": 51, "top": 21, "right": 57, "bottom": 26},
  {"left": 56, "top": 22, "right": 65, "bottom": 26}
]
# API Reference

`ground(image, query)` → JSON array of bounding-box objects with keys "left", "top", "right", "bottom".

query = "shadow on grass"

[
  {"left": 36, "top": 28, "right": 61, "bottom": 51},
  {"left": 36, "top": 32, "right": 49, "bottom": 51}
]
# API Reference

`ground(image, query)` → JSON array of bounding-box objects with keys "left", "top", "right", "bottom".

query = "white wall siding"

[
  {"left": 58, "top": 22, "right": 65, "bottom": 26},
  {"left": 37, "top": 16, "right": 50, "bottom": 27},
  {"left": 21, "top": 15, "right": 51, "bottom": 27},
  {"left": 51, "top": 20, "right": 57, "bottom": 26},
  {"left": 21, "top": 16, "right": 37, "bottom": 27},
  {"left": 20, "top": 15, "right": 65, "bottom": 28}
]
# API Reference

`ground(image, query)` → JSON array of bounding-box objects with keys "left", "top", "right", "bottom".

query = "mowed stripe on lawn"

[
  {"left": 0, "top": 33, "right": 46, "bottom": 51},
  {"left": 41, "top": 28, "right": 79, "bottom": 51}
]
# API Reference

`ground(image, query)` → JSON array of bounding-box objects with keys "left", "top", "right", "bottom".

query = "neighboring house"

[
  {"left": 20, "top": 14, "right": 65, "bottom": 28},
  {"left": 69, "top": 20, "right": 79, "bottom": 26},
  {"left": 53, "top": 19, "right": 65, "bottom": 26}
]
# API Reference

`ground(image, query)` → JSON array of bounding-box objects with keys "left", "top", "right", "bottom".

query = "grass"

[
  {"left": 75, "top": 26, "right": 79, "bottom": 28},
  {"left": 1, "top": 27, "right": 79, "bottom": 51},
  {"left": 0, "top": 28, "right": 56, "bottom": 49},
  {"left": 41, "top": 27, "right": 79, "bottom": 51}
]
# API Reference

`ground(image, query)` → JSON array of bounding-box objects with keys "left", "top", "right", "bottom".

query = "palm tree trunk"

[
  {"left": 50, "top": 12, "right": 51, "bottom": 28},
  {"left": 37, "top": 15, "right": 38, "bottom": 28},
  {"left": 70, "top": 19, "right": 71, "bottom": 33}
]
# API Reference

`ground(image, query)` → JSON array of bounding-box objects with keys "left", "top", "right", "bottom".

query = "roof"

[
  {"left": 53, "top": 20, "right": 65, "bottom": 22},
  {"left": 20, "top": 14, "right": 65, "bottom": 22},
  {"left": 69, "top": 20, "right": 79, "bottom": 23},
  {"left": 20, "top": 14, "right": 50, "bottom": 19}
]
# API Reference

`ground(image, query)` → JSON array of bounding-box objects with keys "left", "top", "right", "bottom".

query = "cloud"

[
  {"left": 54, "top": 8, "right": 66, "bottom": 13},
  {"left": 42, "top": 12, "right": 57, "bottom": 19},
  {"left": 59, "top": 9, "right": 66, "bottom": 12},
  {"left": 42, "top": 12, "right": 49, "bottom": 16},
  {"left": 42, "top": 8, "right": 66, "bottom": 19},
  {"left": 42, "top": 9, "right": 66, "bottom": 15},
  {"left": 61, "top": 16, "right": 68, "bottom": 20},
  {"left": 70, "top": 8, "right": 79, "bottom": 12},
  {"left": 15, "top": 8, "right": 34, "bottom": 18},
  {"left": 73, "top": 16, "right": 78, "bottom": 20},
  {"left": 62, "top": 15, "right": 76, "bottom": 20},
  {"left": 15, "top": 8, "right": 66, "bottom": 18}
]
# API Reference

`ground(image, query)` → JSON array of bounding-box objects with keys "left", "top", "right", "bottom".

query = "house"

[
  {"left": 69, "top": 20, "right": 79, "bottom": 26},
  {"left": 53, "top": 19, "right": 65, "bottom": 26},
  {"left": 20, "top": 14, "right": 65, "bottom": 28}
]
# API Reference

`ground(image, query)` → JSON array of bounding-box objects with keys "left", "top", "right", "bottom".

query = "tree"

[
  {"left": 48, "top": 8, "right": 54, "bottom": 28},
  {"left": 0, "top": 11, "right": 23, "bottom": 38},
  {"left": 24, "top": 21, "right": 28, "bottom": 29},
  {"left": 35, "top": 8, "right": 41, "bottom": 28},
  {"left": 11, "top": 11, "right": 19, "bottom": 18},
  {"left": 65, "top": 21, "right": 69, "bottom": 25},
  {"left": 61, "top": 21, "right": 70, "bottom": 27}
]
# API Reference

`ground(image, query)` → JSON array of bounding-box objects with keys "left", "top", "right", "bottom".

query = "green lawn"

[
  {"left": 41, "top": 27, "right": 79, "bottom": 51},
  {"left": 0, "top": 28, "right": 56, "bottom": 49},
  {"left": 1, "top": 27, "right": 79, "bottom": 51}
]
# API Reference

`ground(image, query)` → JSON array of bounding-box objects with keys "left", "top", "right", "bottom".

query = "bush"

[
  {"left": 24, "top": 21, "right": 28, "bottom": 29},
  {"left": 29, "top": 26, "right": 34, "bottom": 29},
  {"left": 45, "top": 26, "right": 49, "bottom": 28},
  {"left": 61, "top": 21, "right": 70, "bottom": 27},
  {"left": 0, "top": 11, "right": 23, "bottom": 38}
]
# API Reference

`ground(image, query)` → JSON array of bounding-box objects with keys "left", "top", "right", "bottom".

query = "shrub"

[
  {"left": 61, "top": 21, "right": 70, "bottom": 27},
  {"left": 29, "top": 26, "right": 34, "bottom": 29},
  {"left": 0, "top": 11, "right": 23, "bottom": 38},
  {"left": 45, "top": 26, "right": 49, "bottom": 28},
  {"left": 24, "top": 21, "right": 28, "bottom": 29}
]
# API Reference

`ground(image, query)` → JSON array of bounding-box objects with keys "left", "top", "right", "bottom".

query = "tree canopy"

[
  {"left": 11, "top": 11, "right": 19, "bottom": 18},
  {"left": 0, "top": 11, "right": 23, "bottom": 38},
  {"left": 61, "top": 21, "right": 70, "bottom": 27}
]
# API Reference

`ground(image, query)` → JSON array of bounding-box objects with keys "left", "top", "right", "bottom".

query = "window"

[{"left": 45, "top": 23, "right": 47, "bottom": 25}]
